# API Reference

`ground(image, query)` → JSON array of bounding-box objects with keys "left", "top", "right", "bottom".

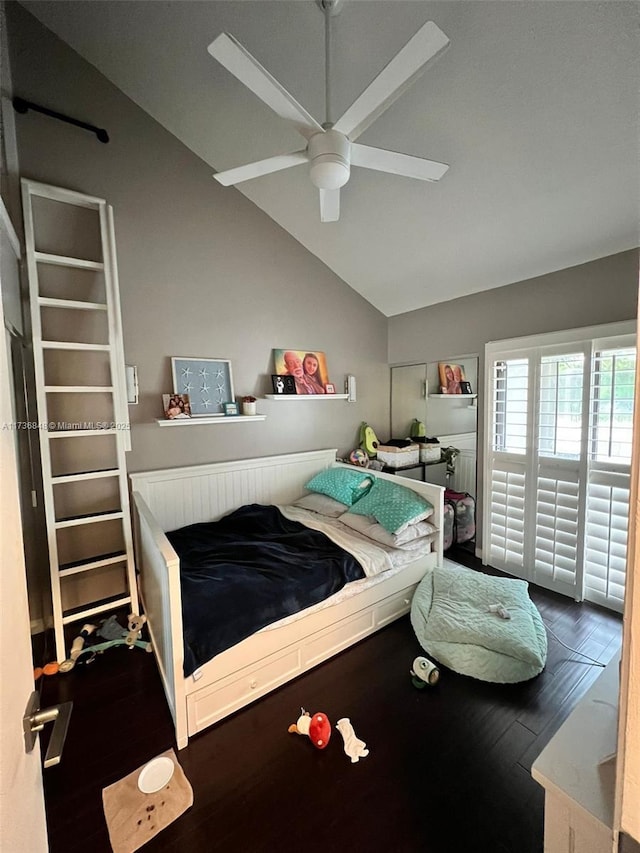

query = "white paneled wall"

[{"left": 454, "top": 450, "right": 477, "bottom": 496}]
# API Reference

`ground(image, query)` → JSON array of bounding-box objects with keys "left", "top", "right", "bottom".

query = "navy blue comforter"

[{"left": 167, "top": 504, "right": 365, "bottom": 676}]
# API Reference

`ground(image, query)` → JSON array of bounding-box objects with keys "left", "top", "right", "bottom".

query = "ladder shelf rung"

[
  {"left": 38, "top": 296, "right": 107, "bottom": 311},
  {"left": 34, "top": 251, "right": 104, "bottom": 271},
  {"left": 62, "top": 594, "right": 132, "bottom": 625},
  {"left": 41, "top": 341, "right": 111, "bottom": 352},
  {"left": 55, "top": 510, "right": 123, "bottom": 529},
  {"left": 45, "top": 385, "right": 114, "bottom": 393},
  {"left": 59, "top": 551, "right": 128, "bottom": 577},
  {"left": 52, "top": 468, "right": 120, "bottom": 484}
]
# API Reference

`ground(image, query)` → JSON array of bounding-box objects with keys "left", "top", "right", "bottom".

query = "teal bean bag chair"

[{"left": 411, "top": 562, "right": 547, "bottom": 683}]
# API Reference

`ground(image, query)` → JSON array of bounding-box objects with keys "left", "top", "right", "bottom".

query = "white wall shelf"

[
  {"left": 156, "top": 415, "right": 266, "bottom": 426},
  {"left": 429, "top": 394, "right": 477, "bottom": 399},
  {"left": 265, "top": 394, "right": 349, "bottom": 401}
]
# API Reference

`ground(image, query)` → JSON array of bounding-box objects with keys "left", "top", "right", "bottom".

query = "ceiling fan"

[{"left": 207, "top": 0, "right": 450, "bottom": 222}]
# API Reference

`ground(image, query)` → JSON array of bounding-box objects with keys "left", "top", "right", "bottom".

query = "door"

[{"left": 0, "top": 201, "right": 48, "bottom": 850}]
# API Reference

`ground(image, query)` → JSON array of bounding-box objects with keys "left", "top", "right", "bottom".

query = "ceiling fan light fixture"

[
  {"left": 308, "top": 128, "right": 351, "bottom": 189},
  {"left": 309, "top": 154, "right": 350, "bottom": 189}
]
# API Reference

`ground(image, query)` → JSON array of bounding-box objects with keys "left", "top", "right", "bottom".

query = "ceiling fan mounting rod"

[{"left": 323, "top": 0, "right": 333, "bottom": 128}]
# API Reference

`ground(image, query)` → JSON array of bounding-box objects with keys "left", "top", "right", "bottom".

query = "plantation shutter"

[
  {"left": 584, "top": 472, "right": 630, "bottom": 611},
  {"left": 487, "top": 357, "right": 529, "bottom": 573},
  {"left": 490, "top": 466, "right": 526, "bottom": 570},
  {"left": 583, "top": 346, "right": 636, "bottom": 611},
  {"left": 484, "top": 325, "right": 635, "bottom": 611},
  {"left": 533, "top": 352, "right": 586, "bottom": 597}
]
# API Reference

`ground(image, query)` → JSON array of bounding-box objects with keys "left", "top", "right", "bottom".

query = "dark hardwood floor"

[{"left": 38, "top": 551, "right": 622, "bottom": 853}]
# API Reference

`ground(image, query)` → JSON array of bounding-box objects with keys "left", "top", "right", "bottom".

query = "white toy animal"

[{"left": 336, "top": 717, "right": 369, "bottom": 763}]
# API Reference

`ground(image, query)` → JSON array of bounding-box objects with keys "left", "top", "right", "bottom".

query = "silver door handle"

[{"left": 23, "top": 691, "right": 73, "bottom": 768}]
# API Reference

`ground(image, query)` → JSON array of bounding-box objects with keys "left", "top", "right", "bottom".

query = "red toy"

[{"left": 288, "top": 707, "right": 331, "bottom": 749}]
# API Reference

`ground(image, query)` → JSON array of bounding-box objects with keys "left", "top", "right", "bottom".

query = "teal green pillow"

[
  {"left": 305, "top": 468, "right": 373, "bottom": 507},
  {"left": 348, "top": 478, "right": 434, "bottom": 534}
]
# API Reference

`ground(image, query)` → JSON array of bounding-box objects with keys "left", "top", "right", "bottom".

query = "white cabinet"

[{"left": 531, "top": 654, "right": 619, "bottom": 853}]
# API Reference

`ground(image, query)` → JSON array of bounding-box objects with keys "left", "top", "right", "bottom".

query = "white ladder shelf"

[{"left": 22, "top": 179, "right": 138, "bottom": 663}]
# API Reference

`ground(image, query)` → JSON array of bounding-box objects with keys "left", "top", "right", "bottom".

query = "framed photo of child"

[
  {"left": 438, "top": 363, "right": 466, "bottom": 394},
  {"left": 163, "top": 393, "right": 192, "bottom": 419},
  {"left": 273, "top": 349, "right": 331, "bottom": 395}
]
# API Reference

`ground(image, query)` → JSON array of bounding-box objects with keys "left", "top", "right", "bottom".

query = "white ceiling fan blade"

[
  {"left": 351, "top": 143, "right": 449, "bottom": 182},
  {"left": 214, "top": 151, "right": 308, "bottom": 186},
  {"left": 208, "top": 33, "right": 323, "bottom": 140},
  {"left": 333, "top": 21, "right": 450, "bottom": 142},
  {"left": 319, "top": 188, "right": 340, "bottom": 222}
]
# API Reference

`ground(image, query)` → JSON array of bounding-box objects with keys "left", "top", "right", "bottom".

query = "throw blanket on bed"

[
  {"left": 167, "top": 504, "right": 365, "bottom": 676},
  {"left": 411, "top": 562, "right": 547, "bottom": 683}
]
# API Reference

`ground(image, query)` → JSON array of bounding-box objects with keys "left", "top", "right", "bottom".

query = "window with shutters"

[
  {"left": 538, "top": 353, "right": 584, "bottom": 460},
  {"left": 484, "top": 324, "right": 635, "bottom": 612},
  {"left": 493, "top": 359, "right": 528, "bottom": 454},
  {"left": 590, "top": 347, "right": 636, "bottom": 463}
]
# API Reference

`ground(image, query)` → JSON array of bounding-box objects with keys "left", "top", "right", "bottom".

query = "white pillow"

[
  {"left": 339, "top": 512, "right": 437, "bottom": 548},
  {"left": 292, "top": 493, "right": 349, "bottom": 518}
]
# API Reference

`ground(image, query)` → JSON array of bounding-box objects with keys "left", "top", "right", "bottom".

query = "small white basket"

[
  {"left": 419, "top": 443, "right": 441, "bottom": 464},
  {"left": 377, "top": 443, "right": 419, "bottom": 469}
]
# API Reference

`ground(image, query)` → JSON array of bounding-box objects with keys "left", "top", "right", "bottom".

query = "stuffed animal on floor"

[
  {"left": 59, "top": 613, "right": 152, "bottom": 673},
  {"left": 336, "top": 718, "right": 369, "bottom": 763},
  {"left": 288, "top": 708, "right": 331, "bottom": 749},
  {"left": 59, "top": 623, "right": 97, "bottom": 672},
  {"left": 125, "top": 613, "right": 147, "bottom": 644}
]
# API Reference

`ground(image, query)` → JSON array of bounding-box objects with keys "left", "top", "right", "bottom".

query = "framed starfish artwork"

[{"left": 171, "top": 357, "right": 234, "bottom": 416}]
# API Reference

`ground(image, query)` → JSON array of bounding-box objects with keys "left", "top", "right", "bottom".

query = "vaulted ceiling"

[{"left": 20, "top": 0, "right": 640, "bottom": 316}]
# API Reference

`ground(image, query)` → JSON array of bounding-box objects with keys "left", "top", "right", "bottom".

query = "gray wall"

[
  {"left": 389, "top": 250, "right": 639, "bottom": 366},
  {"left": 7, "top": 2, "right": 389, "bottom": 474},
  {"left": 389, "top": 249, "right": 639, "bottom": 550}
]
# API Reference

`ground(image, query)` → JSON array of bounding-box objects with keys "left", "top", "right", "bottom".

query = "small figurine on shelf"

[{"left": 241, "top": 396, "right": 257, "bottom": 415}]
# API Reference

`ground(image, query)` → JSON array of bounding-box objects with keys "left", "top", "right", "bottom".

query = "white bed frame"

[{"left": 130, "top": 449, "right": 444, "bottom": 748}]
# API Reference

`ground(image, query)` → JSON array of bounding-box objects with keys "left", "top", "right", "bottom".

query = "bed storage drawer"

[
  {"left": 303, "top": 609, "right": 375, "bottom": 667},
  {"left": 187, "top": 647, "right": 303, "bottom": 735},
  {"left": 376, "top": 586, "right": 417, "bottom": 627}
]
